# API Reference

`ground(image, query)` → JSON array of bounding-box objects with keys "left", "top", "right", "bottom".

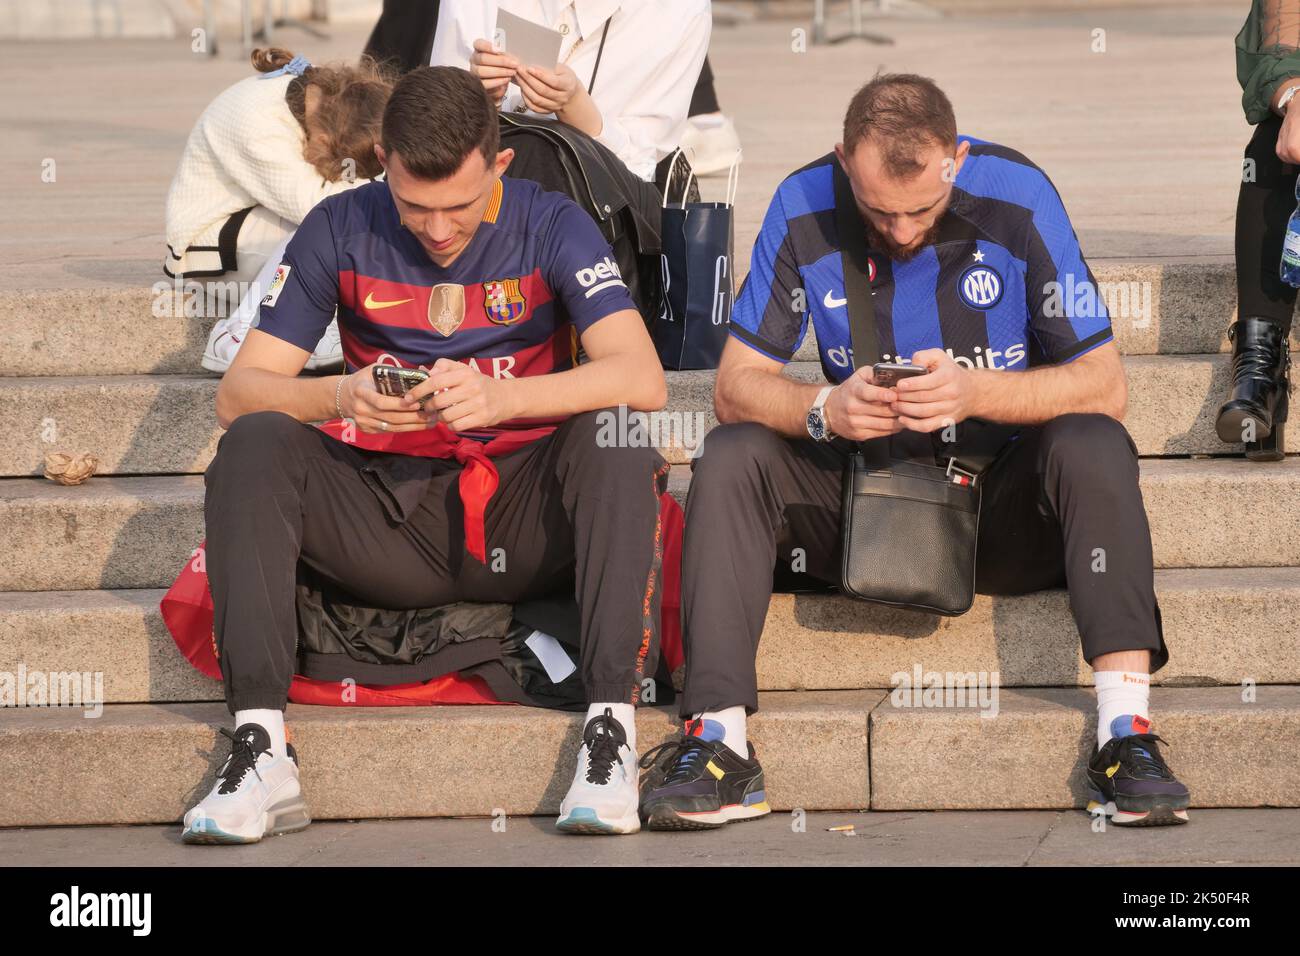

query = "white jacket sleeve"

[
  {"left": 430, "top": 1, "right": 498, "bottom": 69},
  {"left": 593, "top": 6, "right": 711, "bottom": 182}
]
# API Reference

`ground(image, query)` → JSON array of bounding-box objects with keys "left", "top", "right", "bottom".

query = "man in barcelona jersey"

[{"left": 183, "top": 66, "right": 669, "bottom": 842}]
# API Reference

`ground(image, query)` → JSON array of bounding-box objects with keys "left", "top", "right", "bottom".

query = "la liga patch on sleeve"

[{"left": 260, "top": 263, "right": 291, "bottom": 307}]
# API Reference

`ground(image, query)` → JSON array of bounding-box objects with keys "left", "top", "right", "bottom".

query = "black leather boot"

[{"left": 1215, "top": 317, "right": 1291, "bottom": 461}]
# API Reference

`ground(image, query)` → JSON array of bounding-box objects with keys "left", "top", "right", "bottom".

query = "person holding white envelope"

[{"left": 430, "top": 1, "right": 710, "bottom": 183}]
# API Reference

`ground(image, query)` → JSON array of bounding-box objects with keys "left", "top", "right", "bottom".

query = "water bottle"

[{"left": 1281, "top": 179, "right": 1300, "bottom": 287}]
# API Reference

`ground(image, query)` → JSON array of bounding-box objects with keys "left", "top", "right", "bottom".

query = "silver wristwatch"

[{"left": 806, "top": 385, "right": 836, "bottom": 442}]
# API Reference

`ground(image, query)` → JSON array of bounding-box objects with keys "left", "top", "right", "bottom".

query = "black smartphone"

[
  {"left": 372, "top": 365, "right": 429, "bottom": 397},
  {"left": 871, "top": 363, "right": 927, "bottom": 388}
]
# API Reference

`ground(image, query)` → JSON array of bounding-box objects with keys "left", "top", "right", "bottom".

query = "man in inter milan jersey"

[
  {"left": 183, "top": 66, "right": 669, "bottom": 842},
  {"left": 640, "top": 73, "right": 1191, "bottom": 830}
]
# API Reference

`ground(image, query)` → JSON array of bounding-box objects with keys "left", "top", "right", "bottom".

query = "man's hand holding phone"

[
  {"left": 823, "top": 366, "right": 902, "bottom": 441},
  {"left": 890, "top": 348, "right": 979, "bottom": 433},
  {"left": 339, "top": 363, "right": 434, "bottom": 434},
  {"left": 403, "top": 358, "right": 513, "bottom": 433}
]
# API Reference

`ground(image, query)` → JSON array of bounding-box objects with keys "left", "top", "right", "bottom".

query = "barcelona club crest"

[
  {"left": 482, "top": 278, "right": 527, "bottom": 325},
  {"left": 428, "top": 283, "right": 466, "bottom": 337}
]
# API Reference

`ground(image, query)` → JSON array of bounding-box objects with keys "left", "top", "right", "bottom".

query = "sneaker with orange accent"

[
  {"left": 638, "top": 718, "right": 770, "bottom": 830},
  {"left": 1085, "top": 715, "right": 1190, "bottom": 827}
]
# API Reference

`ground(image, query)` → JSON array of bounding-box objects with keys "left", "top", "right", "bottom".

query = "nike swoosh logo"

[
  {"left": 824, "top": 290, "right": 847, "bottom": 309},
  {"left": 364, "top": 292, "right": 414, "bottom": 310}
]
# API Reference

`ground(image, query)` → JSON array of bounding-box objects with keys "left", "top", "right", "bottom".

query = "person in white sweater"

[
  {"left": 431, "top": 1, "right": 710, "bottom": 184},
  {"left": 164, "top": 48, "right": 392, "bottom": 372}
]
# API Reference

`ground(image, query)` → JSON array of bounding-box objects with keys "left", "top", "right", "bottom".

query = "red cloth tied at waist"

[{"left": 314, "top": 418, "right": 556, "bottom": 563}]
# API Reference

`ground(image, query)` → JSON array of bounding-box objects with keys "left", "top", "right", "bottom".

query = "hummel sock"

[
  {"left": 695, "top": 706, "right": 747, "bottom": 756},
  {"left": 234, "top": 708, "right": 287, "bottom": 759},
  {"left": 1094, "top": 671, "right": 1150, "bottom": 747},
  {"left": 588, "top": 702, "right": 636, "bottom": 753}
]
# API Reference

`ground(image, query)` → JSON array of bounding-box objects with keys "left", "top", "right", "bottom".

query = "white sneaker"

[
  {"left": 303, "top": 318, "right": 344, "bottom": 372},
  {"left": 202, "top": 314, "right": 343, "bottom": 374},
  {"left": 556, "top": 708, "right": 641, "bottom": 834},
  {"left": 680, "top": 113, "right": 742, "bottom": 176},
  {"left": 200, "top": 311, "right": 253, "bottom": 374},
  {"left": 181, "top": 723, "right": 310, "bottom": 845}
]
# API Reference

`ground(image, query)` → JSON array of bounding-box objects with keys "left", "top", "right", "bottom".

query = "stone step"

[
  {"left": 0, "top": 475, "right": 206, "bottom": 591},
  {"left": 2, "top": 458, "right": 1298, "bottom": 592},
  {"left": 1, "top": 686, "right": 1292, "bottom": 826},
  {"left": 870, "top": 686, "right": 1300, "bottom": 811},
  {"left": 3, "top": 568, "right": 1295, "bottom": 709},
  {"left": 0, "top": 589, "right": 221, "bottom": 705},
  {"left": 0, "top": 262, "right": 1277, "bottom": 377},
  {"left": 3, "top": 356, "right": 1293, "bottom": 476},
  {"left": 1, "top": 375, "right": 221, "bottom": 478},
  {"left": 0, "top": 289, "right": 216, "bottom": 376},
  {"left": 0, "top": 691, "right": 878, "bottom": 827},
  {"left": 754, "top": 566, "right": 1300, "bottom": 690}
]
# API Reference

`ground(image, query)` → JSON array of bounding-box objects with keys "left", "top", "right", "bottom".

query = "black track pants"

[
  {"left": 1237, "top": 115, "right": 1297, "bottom": 332},
  {"left": 204, "top": 409, "right": 669, "bottom": 713}
]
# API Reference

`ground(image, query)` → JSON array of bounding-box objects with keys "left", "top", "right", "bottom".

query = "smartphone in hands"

[
  {"left": 372, "top": 365, "right": 430, "bottom": 397},
  {"left": 871, "top": 362, "right": 927, "bottom": 388}
]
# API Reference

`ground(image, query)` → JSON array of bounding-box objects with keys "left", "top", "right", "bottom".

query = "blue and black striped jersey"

[{"left": 728, "top": 136, "right": 1114, "bottom": 381}]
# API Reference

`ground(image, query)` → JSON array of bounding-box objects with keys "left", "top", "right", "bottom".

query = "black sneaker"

[
  {"left": 1086, "top": 714, "right": 1190, "bottom": 827},
  {"left": 638, "top": 718, "right": 770, "bottom": 830}
]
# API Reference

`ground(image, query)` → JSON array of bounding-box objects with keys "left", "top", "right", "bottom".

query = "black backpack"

[{"left": 498, "top": 112, "right": 682, "bottom": 331}]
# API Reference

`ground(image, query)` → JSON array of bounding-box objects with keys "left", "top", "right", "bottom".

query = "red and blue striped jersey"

[{"left": 253, "top": 176, "right": 636, "bottom": 433}]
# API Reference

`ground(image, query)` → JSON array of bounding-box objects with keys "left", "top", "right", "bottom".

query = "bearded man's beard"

[{"left": 864, "top": 217, "right": 944, "bottom": 263}]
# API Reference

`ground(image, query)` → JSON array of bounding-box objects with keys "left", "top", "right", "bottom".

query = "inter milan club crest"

[
  {"left": 482, "top": 278, "right": 527, "bottom": 325},
  {"left": 958, "top": 264, "right": 1003, "bottom": 309},
  {"left": 428, "top": 283, "right": 465, "bottom": 337}
]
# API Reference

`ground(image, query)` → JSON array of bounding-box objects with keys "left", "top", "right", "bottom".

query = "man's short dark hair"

[
  {"left": 842, "top": 73, "right": 957, "bottom": 180},
  {"left": 381, "top": 66, "right": 500, "bottom": 180}
]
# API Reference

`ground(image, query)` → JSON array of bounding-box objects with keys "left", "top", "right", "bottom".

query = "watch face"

[{"left": 807, "top": 409, "right": 826, "bottom": 441}]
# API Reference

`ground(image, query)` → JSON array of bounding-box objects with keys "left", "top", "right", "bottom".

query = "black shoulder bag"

[{"left": 834, "top": 164, "right": 983, "bottom": 616}]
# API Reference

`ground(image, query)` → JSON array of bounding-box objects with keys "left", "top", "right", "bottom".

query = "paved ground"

[
  {"left": 2, "top": 810, "right": 1298, "bottom": 866},
  {"left": 0, "top": 5, "right": 1248, "bottom": 292},
  {"left": 0, "top": 811, "right": 1294, "bottom": 868}
]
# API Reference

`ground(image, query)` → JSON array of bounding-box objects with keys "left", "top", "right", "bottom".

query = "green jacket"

[{"left": 1238, "top": 0, "right": 1300, "bottom": 123}]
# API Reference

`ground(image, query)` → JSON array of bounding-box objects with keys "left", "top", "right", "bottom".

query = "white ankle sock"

[
  {"left": 690, "top": 111, "right": 726, "bottom": 128},
  {"left": 234, "top": 708, "right": 287, "bottom": 758},
  {"left": 1094, "top": 671, "right": 1150, "bottom": 747},
  {"left": 696, "top": 706, "right": 747, "bottom": 756},
  {"left": 587, "top": 702, "right": 636, "bottom": 752}
]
